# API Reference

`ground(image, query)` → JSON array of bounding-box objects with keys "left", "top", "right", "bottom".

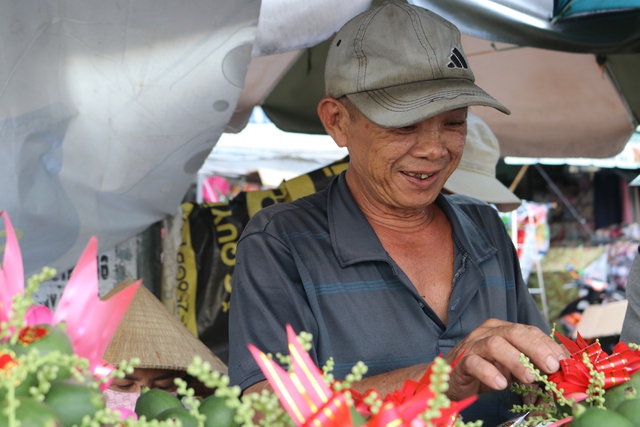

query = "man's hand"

[{"left": 445, "top": 319, "right": 567, "bottom": 401}]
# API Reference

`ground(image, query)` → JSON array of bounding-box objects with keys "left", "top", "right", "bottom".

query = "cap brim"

[
  {"left": 444, "top": 168, "right": 521, "bottom": 212},
  {"left": 346, "top": 78, "right": 510, "bottom": 128}
]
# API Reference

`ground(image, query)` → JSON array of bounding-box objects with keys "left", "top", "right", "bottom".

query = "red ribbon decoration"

[
  {"left": 249, "top": 325, "right": 354, "bottom": 427},
  {"left": 348, "top": 389, "right": 378, "bottom": 418},
  {"left": 549, "top": 332, "right": 640, "bottom": 401},
  {"left": 303, "top": 394, "right": 352, "bottom": 427},
  {"left": 544, "top": 417, "right": 573, "bottom": 427},
  {"left": 355, "top": 351, "right": 476, "bottom": 427},
  {"left": 365, "top": 385, "right": 477, "bottom": 427},
  {"left": 250, "top": 327, "right": 478, "bottom": 427}
]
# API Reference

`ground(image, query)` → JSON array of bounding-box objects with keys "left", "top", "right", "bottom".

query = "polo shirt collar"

[
  {"left": 328, "top": 172, "right": 389, "bottom": 266},
  {"left": 328, "top": 172, "right": 497, "bottom": 267},
  {"left": 437, "top": 194, "right": 498, "bottom": 265}
]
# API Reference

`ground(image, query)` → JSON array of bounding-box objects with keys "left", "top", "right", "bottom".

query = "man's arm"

[
  {"left": 353, "top": 319, "right": 565, "bottom": 400},
  {"left": 243, "top": 380, "right": 272, "bottom": 395},
  {"left": 242, "top": 319, "right": 566, "bottom": 402},
  {"left": 242, "top": 364, "right": 431, "bottom": 399}
]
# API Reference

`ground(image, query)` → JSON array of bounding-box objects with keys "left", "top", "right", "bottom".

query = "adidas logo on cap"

[{"left": 447, "top": 47, "right": 468, "bottom": 69}]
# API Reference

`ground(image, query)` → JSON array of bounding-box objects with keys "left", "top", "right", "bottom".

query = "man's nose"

[{"left": 412, "top": 131, "right": 446, "bottom": 159}]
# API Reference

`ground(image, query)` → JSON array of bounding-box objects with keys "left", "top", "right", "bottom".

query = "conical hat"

[{"left": 102, "top": 280, "right": 227, "bottom": 374}]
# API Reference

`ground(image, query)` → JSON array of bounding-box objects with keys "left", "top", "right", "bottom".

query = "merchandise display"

[
  {"left": 0, "top": 210, "right": 475, "bottom": 426},
  {"left": 508, "top": 332, "right": 640, "bottom": 427}
]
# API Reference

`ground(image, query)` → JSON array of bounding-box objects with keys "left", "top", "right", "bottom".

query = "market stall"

[{"left": 3, "top": 1, "right": 640, "bottom": 426}]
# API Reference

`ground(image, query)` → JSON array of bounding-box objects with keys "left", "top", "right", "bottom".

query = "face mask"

[
  {"left": 103, "top": 388, "right": 179, "bottom": 412},
  {"left": 103, "top": 388, "right": 141, "bottom": 412}
]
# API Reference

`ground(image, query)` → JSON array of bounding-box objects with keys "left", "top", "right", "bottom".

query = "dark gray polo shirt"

[{"left": 228, "top": 171, "right": 548, "bottom": 423}]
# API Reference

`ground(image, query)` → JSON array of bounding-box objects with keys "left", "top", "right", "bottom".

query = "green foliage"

[{"left": 1, "top": 267, "right": 481, "bottom": 427}]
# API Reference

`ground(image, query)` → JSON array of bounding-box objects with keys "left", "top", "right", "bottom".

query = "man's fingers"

[
  {"left": 454, "top": 353, "right": 508, "bottom": 391},
  {"left": 470, "top": 334, "right": 538, "bottom": 385},
  {"left": 492, "top": 361, "right": 515, "bottom": 387},
  {"left": 446, "top": 320, "right": 568, "bottom": 401},
  {"left": 500, "top": 323, "right": 565, "bottom": 374}
]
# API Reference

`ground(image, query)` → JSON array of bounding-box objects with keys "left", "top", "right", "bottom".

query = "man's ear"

[{"left": 317, "top": 97, "right": 350, "bottom": 148}]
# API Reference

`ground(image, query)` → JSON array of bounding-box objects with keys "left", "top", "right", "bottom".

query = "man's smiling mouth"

[{"left": 403, "top": 171, "right": 434, "bottom": 180}]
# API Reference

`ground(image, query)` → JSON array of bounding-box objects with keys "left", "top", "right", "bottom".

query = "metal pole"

[{"left": 533, "top": 164, "right": 593, "bottom": 239}]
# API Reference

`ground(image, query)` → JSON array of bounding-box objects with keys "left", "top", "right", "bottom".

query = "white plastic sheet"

[
  {"left": 0, "top": 0, "right": 262, "bottom": 275},
  {"left": 0, "top": 0, "right": 372, "bottom": 276}
]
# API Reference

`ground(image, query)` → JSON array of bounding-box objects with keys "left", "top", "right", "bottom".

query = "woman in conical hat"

[{"left": 101, "top": 280, "right": 227, "bottom": 411}]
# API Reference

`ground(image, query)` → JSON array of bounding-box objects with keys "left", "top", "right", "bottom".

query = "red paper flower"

[
  {"left": 17, "top": 325, "right": 49, "bottom": 345},
  {"left": 0, "top": 350, "right": 22, "bottom": 388},
  {"left": 0, "top": 351, "right": 18, "bottom": 371}
]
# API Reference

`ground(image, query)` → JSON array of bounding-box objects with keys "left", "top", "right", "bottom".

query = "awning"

[
  {"left": 262, "top": 0, "right": 640, "bottom": 159},
  {"left": 505, "top": 130, "right": 640, "bottom": 169}
]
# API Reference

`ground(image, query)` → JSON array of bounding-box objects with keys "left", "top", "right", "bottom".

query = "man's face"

[{"left": 342, "top": 107, "right": 467, "bottom": 212}]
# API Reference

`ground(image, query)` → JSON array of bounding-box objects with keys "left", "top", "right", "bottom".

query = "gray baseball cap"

[{"left": 324, "top": 2, "right": 510, "bottom": 128}]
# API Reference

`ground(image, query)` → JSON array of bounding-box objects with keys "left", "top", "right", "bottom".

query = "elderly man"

[{"left": 228, "top": 2, "right": 565, "bottom": 424}]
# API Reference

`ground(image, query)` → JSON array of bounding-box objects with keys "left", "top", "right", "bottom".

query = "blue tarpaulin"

[{"left": 556, "top": 0, "right": 640, "bottom": 18}]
